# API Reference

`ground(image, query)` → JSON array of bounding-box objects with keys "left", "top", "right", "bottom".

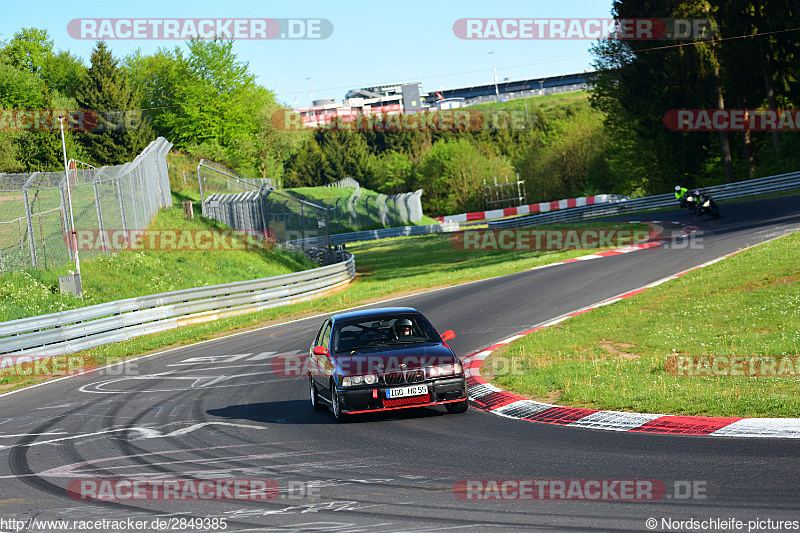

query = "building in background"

[
  {"left": 295, "top": 82, "right": 423, "bottom": 127},
  {"left": 430, "top": 72, "right": 593, "bottom": 106},
  {"left": 292, "top": 73, "right": 593, "bottom": 127}
]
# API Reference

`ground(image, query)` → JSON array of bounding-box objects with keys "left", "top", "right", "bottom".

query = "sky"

[{"left": 1, "top": 0, "right": 615, "bottom": 108}]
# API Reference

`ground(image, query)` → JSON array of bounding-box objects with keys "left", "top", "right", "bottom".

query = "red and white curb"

[
  {"left": 433, "top": 194, "right": 625, "bottom": 224},
  {"left": 463, "top": 235, "right": 800, "bottom": 439}
]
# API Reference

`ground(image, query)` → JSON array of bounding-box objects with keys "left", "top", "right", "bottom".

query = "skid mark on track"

[
  {"left": 78, "top": 371, "right": 276, "bottom": 394},
  {"left": 0, "top": 422, "right": 268, "bottom": 451}
]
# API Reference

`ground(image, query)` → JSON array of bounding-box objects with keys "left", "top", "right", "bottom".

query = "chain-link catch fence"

[{"left": 0, "top": 138, "right": 173, "bottom": 272}]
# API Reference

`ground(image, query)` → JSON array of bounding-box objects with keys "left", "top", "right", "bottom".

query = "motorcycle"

[{"left": 688, "top": 190, "right": 720, "bottom": 218}]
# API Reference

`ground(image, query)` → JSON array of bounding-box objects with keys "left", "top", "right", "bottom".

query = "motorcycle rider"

[{"left": 675, "top": 185, "right": 690, "bottom": 208}]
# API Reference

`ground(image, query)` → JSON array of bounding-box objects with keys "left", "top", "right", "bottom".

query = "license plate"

[{"left": 386, "top": 385, "right": 428, "bottom": 399}]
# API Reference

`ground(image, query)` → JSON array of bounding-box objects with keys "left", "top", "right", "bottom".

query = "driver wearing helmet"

[
  {"left": 394, "top": 318, "right": 413, "bottom": 338},
  {"left": 675, "top": 185, "right": 689, "bottom": 207}
]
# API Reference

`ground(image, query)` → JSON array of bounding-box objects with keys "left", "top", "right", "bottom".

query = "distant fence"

[
  {"left": 198, "top": 164, "right": 425, "bottom": 260},
  {"left": 0, "top": 138, "right": 173, "bottom": 272},
  {"left": 321, "top": 178, "right": 424, "bottom": 230},
  {"left": 289, "top": 222, "right": 460, "bottom": 247},
  {"left": 198, "top": 160, "right": 336, "bottom": 263},
  {"left": 489, "top": 171, "right": 800, "bottom": 228}
]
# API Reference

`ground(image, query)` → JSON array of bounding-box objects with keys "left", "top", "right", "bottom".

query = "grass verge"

[
  {"left": 488, "top": 230, "right": 800, "bottom": 417},
  {"left": 0, "top": 205, "right": 315, "bottom": 322},
  {"left": 1, "top": 222, "right": 648, "bottom": 391}
]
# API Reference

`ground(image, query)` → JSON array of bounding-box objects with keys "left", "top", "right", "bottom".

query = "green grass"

[
  {"left": 348, "top": 222, "right": 649, "bottom": 291},
  {"left": 469, "top": 90, "right": 590, "bottom": 114},
  {"left": 0, "top": 205, "right": 315, "bottom": 322},
  {"left": 0, "top": 222, "right": 646, "bottom": 391},
  {"left": 488, "top": 230, "right": 800, "bottom": 417}
]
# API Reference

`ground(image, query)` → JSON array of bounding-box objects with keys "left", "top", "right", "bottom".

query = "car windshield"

[{"left": 332, "top": 315, "right": 439, "bottom": 353}]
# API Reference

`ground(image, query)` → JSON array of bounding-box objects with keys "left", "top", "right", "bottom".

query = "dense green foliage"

[
  {"left": 76, "top": 42, "right": 151, "bottom": 165},
  {"left": 590, "top": 0, "right": 800, "bottom": 193},
  {"left": 1, "top": 2, "right": 798, "bottom": 214}
]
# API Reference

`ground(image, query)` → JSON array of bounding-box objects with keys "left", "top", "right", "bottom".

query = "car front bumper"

[{"left": 337, "top": 376, "right": 467, "bottom": 414}]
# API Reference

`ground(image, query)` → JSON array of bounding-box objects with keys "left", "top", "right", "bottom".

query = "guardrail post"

[
  {"left": 116, "top": 180, "right": 128, "bottom": 232},
  {"left": 22, "top": 189, "right": 39, "bottom": 268},
  {"left": 93, "top": 180, "right": 107, "bottom": 253},
  {"left": 197, "top": 161, "right": 206, "bottom": 216},
  {"left": 129, "top": 177, "right": 141, "bottom": 229},
  {"left": 325, "top": 209, "right": 333, "bottom": 265},
  {"left": 259, "top": 188, "right": 271, "bottom": 240},
  {"left": 60, "top": 185, "right": 74, "bottom": 262},
  {"left": 300, "top": 203, "right": 306, "bottom": 240}
]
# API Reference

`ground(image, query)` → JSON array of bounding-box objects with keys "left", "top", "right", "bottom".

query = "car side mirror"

[
  {"left": 440, "top": 330, "right": 455, "bottom": 342},
  {"left": 312, "top": 346, "right": 329, "bottom": 356}
]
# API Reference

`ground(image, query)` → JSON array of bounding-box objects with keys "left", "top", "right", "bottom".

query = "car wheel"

[
  {"left": 331, "top": 381, "right": 347, "bottom": 422},
  {"left": 310, "top": 379, "right": 323, "bottom": 411},
  {"left": 446, "top": 400, "right": 469, "bottom": 414}
]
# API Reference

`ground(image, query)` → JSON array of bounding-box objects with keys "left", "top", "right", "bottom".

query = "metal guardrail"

[
  {"left": 0, "top": 251, "right": 355, "bottom": 357},
  {"left": 289, "top": 222, "right": 460, "bottom": 247},
  {"left": 489, "top": 171, "right": 800, "bottom": 229}
]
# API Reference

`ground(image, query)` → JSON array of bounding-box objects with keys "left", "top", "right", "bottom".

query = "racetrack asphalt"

[{"left": 1, "top": 194, "right": 799, "bottom": 532}]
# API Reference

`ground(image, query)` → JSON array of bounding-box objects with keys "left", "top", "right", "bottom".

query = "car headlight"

[
  {"left": 342, "top": 375, "right": 377, "bottom": 387},
  {"left": 426, "top": 363, "right": 464, "bottom": 379}
]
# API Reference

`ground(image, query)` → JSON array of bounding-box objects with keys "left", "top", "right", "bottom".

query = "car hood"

[{"left": 332, "top": 343, "right": 457, "bottom": 375}]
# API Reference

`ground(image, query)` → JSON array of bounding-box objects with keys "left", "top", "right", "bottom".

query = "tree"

[
  {"left": 169, "top": 38, "right": 260, "bottom": 149},
  {"left": 41, "top": 50, "right": 86, "bottom": 98},
  {"left": 286, "top": 137, "right": 325, "bottom": 186},
  {"left": 0, "top": 63, "right": 64, "bottom": 172},
  {"left": 76, "top": 41, "right": 151, "bottom": 165},
  {"left": 417, "top": 138, "right": 513, "bottom": 215},
  {"left": 2, "top": 28, "right": 53, "bottom": 76},
  {"left": 250, "top": 101, "right": 309, "bottom": 183}
]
